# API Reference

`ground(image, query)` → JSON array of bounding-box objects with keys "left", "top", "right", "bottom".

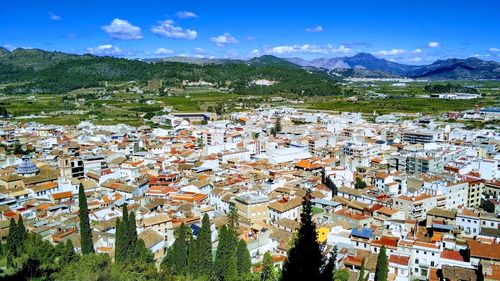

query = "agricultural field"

[{"left": 0, "top": 80, "right": 498, "bottom": 126}]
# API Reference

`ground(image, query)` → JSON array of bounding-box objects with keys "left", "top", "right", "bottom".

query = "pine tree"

[
  {"left": 375, "top": 246, "right": 388, "bottom": 281},
  {"left": 115, "top": 217, "right": 123, "bottom": 262},
  {"left": 281, "top": 190, "right": 323, "bottom": 281},
  {"left": 197, "top": 214, "right": 213, "bottom": 277},
  {"left": 236, "top": 239, "right": 252, "bottom": 275},
  {"left": 261, "top": 252, "right": 275, "bottom": 281},
  {"left": 358, "top": 258, "right": 365, "bottom": 281},
  {"left": 78, "top": 183, "right": 94, "bottom": 254}
]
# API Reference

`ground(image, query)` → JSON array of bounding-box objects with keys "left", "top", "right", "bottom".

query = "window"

[
  {"left": 431, "top": 261, "right": 435, "bottom": 267},
  {"left": 415, "top": 259, "right": 419, "bottom": 264}
]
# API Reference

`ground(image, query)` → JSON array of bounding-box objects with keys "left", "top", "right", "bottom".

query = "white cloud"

[
  {"left": 151, "top": 20, "right": 197, "bottom": 40},
  {"left": 102, "top": 19, "right": 142, "bottom": 40},
  {"left": 86, "top": 44, "right": 125, "bottom": 56},
  {"left": 154, "top": 48, "right": 175, "bottom": 55},
  {"left": 375, "top": 49, "right": 407, "bottom": 56},
  {"left": 210, "top": 33, "right": 239, "bottom": 47},
  {"left": 194, "top": 47, "right": 206, "bottom": 54},
  {"left": 262, "top": 44, "right": 351, "bottom": 55},
  {"left": 373, "top": 48, "right": 426, "bottom": 63},
  {"left": 306, "top": 25, "right": 323, "bottom": 32},
  {"left": 176, "top": 11, "right": 198, "bottom": 19},
  {"left": 48, "top": 12, "right": 61, "bottom": 21},
  {"left": 489, "top": 47, "right": 500, "bottom": 52},
  {"left": 428, "top": 41, "right": 440, "bottom": 48}
]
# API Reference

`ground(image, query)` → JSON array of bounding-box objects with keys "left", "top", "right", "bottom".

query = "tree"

[
  {"left": 214, "top": 225, "right": 238, "bottom": 281},
  {"left": 358, "top": 258, "right": 365, "bottom": 281},
  {"left": 7, "top": 218, "right": 18, "bottom": 266},
  {"left": 261, "top": 252, "right": 275, "bottom": 281},
  {"left": 17, "top": 216, "right": 27, "bottom": 243},
  {"left": 187, "top": 236, "right": 198, "bottom": 277},
  {"left": 115, "top": 204, "right": 129, "bottom": 262},
  {"left": 281, "top": 190, "right": 323, "bottom": 281},
  {"left": 61, "top": 239, "right": 77, "bottom": 265},
  {"left": 320, "top": 246, "right": 337, "bottom": 281},
  {"left": 226, "top": 254, "right": 238, "bottom": 281},
  {"left": 375, "top": 246, "right": 388, "bottom": 281},
  {"left": 334, "top": 268, "right": 350, "bottom": 281},
  {"left": 197, "top": 214, "right": 213, "bottom": 277},
  {"left": 354, "top": 177, "right": 367, "bottom": 189},
  {"left": 133, "top": 238, "right": 154, "bottom": 264},
  {"left": 237, "top": 239, "right": 252, "bottom": 275},
  {"left": 162, "top": 223, "right": 188, "bottom": 276},
  {"left": 78, "top": 183, "right": 94, "bottom": 254},
  {"left": 127, "top": 211, "right": 138, "bottom": 256},
  {"left": 228, "top": 202, "right": 238, "bottom": 229},
  {"left": 274, "top": 117, "right": 282, "bottom": 134}
]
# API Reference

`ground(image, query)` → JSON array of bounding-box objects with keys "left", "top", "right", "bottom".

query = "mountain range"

[
  {"left": 0, "top": 48, "right": 499, "bottom": 82},
  {"left": 286, "top": 53, "right": 500, "bottom": 79},
  {"left": 146, "top": 52, "right": 500, "bottom": 80}
]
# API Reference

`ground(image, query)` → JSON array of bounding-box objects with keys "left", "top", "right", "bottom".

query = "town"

[{"left": 0, "top": 106, "right": 499, "bottom": 280}]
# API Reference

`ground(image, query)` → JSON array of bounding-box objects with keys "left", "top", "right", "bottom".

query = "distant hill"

[
  {"left": 0, "top": 48, "right": 81, "bottom": 70},
  {"left": 0, "top": 49, "right": 342, "bottom": 96},
  {"left": 287, "top": 53, "right": 419, "bottom": 76},
  {"left": 0, "top": 47, "right": 10, "bottom": 56},
  {"left": 247, "top": 55, "right": 301, "bottom": 68},
  {"left": 407, "top": 57, "right": 500, "bottom": 80},
  {"left": 143, "top": 56, "right": 242, "bottom": 65}
]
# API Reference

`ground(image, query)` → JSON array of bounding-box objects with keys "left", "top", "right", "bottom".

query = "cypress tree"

[
  {"left": 236, "top": 239, "right": 252, "bottom": 275},
  {"left": 375, "top": 246, "right": 388, "bottom": 281},
  {"left": 17, "top": 216, "right": 27, "bottom": 244},
  {"left": 134, "top": 238, "right": 154, "bottom": 263},
  {"left": 281, "top": 190, "right": 322, "bottom": 281},
  {"left": 197, "top": 214, "right": 213, "bottom": 277},
  {"left": 226, "top": 253, "right": 238, "bottom": 281},
  {"left": 214, "top": 225, "right": 230, "bottom": 280},
  {"left": 127, "top": 211, "right": 138, "bottom": 256},
  {"left": 358, "top": 258, "right": 365, "bottom": 281},
  {"left": 62, "top": 239, "right": 77, "bottom": 265},
  {"left": 163, "top": 223, "right": 188, "bottom": 276},
  {"left": 114, "top": 217, "right": 124, "bottom": 262},
  {"left": 78, "top": 183, "right": 94, "bottom": 254},
  {"left": 261, "top": 252, "right": 275, "bottom": 281},
  {"left": 187, "top": 236, "right": 198, "bottom": 277},
  {"left": 6, "top": 218, "right": 18, "bottom": 265},
  {"left": 228, "top": 202, "right": 238, "bottom": 230},
  {"left": 320, "top": 247, "right": 337, "bottom": 281}
]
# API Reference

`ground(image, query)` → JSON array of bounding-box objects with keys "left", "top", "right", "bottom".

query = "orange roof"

[
  {"left": 389, "top": 254, "right": 409, "bottom": 266},
  {"left": 372, "top": 236, "right": 399, "bottom": 248},
  {"left": 52, "top": 191, "right": 73, "bottom": 200},
  {"left": 469, "top": 240, "right": 500, "bottom": 260},
  {"left": 295, "top": 159, "right": 324, "bottom": 170},
  {"left": 440, "top": 250, "right": 464, "bottom": 261}
]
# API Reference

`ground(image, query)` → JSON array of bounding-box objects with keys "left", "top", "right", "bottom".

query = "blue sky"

[{"left": 1, "top": 0, "right": 499, "bottom": 64}]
